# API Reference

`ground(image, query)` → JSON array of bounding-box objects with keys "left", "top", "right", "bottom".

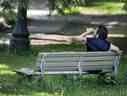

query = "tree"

[
  {"left": 10, "top": 0, "right": 30, "bottom": 52},
  {"left": 48, "top": 0, "right": 88, "bottom": 15}
]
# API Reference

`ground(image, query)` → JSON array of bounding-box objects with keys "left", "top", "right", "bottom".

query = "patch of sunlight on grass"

[
  {"left": 0, "top": 70, "right": 15, "bottom": 75},
  {"left": 0, "top": 94, "right": 29, "bottom": 96},
  {"left": 79, "top": 2, "right": 126, "bottom": 14},
  {"left": 0, "top": 64, "right": 15, "bottom": 75},
  {"left": 0, "top": 64, "right": 9, "bottom": 69},
  {"left": 33, "top": 92, "right": 62, "bottom": 96},
  {"left": 63, "top": 7, "right": 79, "bottom": 14}
]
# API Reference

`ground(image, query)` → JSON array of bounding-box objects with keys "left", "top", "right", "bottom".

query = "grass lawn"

[
  {"left": 0, "top": 44, "right": 127, "bottom": 96},
  {"left": 64, "top": 0, "right": 127, "bottom": 15},
  {"left": 80, "top": 2, "right": 126, "bottom": 14}
]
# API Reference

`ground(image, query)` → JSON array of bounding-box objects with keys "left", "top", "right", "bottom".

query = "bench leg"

[
  {"left": 97, "top": 72, "right": 107, "bottom": 81},
  {"left": 97, "top": 72, "right": 118, "bottom": 85},
  {"left": 16, "top": 72, "right": 43, "bottom": 84},
  {"left": 62, "top": 74, "right": 80, "bottom": 81}
]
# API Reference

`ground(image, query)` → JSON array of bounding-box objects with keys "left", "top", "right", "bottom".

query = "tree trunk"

[{"left": 10, "top": 0, "right": 30, "bottom": 52}]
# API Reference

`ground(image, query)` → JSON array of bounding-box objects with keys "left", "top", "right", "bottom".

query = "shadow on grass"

[
  {"left": 0, "top": 73, "right": 119, "bottom": 96},
  {"left": 83, "top": 0, "right": 124, "bottom": 7},
  {"left": 123, "top": 2, "right": 127, "bottom": 12},
  {"left": 0, "top": 44, "right": 127, "bottom": 95},
  {"left": 0, "top": 43, "right": 85, "bottom": 95}
]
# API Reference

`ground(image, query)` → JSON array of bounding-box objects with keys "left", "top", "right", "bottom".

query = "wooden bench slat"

[
  {"left": 81, "top": 61, "right": 113, "bottom": 65},
  {"left": 16, "top": 51, "right": 121, "bottom": 77},
  {"left": 43, "top": 61, "right": 113, "bottom": 67},
  {"left": 44, "top": 71, "right": 80, "bottom": 74},
  {"left": 45, "top": 55, "right": 114, "bottom": 59},
  {"left": 45, "top": 68, "right": 78, "bottom": 71},
  {"left": 44, "top": 65, "right": 112, "bottom": 71},
  {"left": 39, "top": 51, "right": 117, "bottom": 56},
  {"left": 82, "top": 66, "right": 112, "bottom": 70},
  {"left": 45, "top": 57, "right": 114, "bottom": 62}
]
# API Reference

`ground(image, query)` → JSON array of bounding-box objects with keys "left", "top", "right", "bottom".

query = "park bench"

[{"left": 15, "top": 51, "right": 121, "bottom": 80}]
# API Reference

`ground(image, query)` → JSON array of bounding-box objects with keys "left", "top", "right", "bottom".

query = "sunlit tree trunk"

[{"left": 10, "top": 0, "right": 30, "bottom": 52}]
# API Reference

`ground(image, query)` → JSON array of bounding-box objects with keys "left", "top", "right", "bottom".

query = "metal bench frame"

[
  {"left": 16, "top": 51, "right": 121, "bottom": 78},
  {"left": 36, "top": 51, "right": 120, "bottom": 76}
]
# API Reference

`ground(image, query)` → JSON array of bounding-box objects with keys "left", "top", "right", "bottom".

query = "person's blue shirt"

[{"left": 86, "top": 37, "right": 110, "bottom": 51}]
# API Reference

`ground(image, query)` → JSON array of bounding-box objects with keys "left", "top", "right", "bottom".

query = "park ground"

[
  {"left": 0, "top": 0, "right": 127, "bottom": 96},
  {"left": 0, "top": 44, "right": 127, "bottom": 96}
]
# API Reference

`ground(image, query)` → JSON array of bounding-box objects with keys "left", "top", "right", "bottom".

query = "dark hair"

[{"left": 96, "top": 25, "right": 108, "bottom": 40}]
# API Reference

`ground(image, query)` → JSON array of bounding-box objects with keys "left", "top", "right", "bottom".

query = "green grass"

[
  {"left": 0, "top": 44, "right": 127, "bottom": 96},
  {"left": 81, "top": 2, "right": 126, "bottom": 14},
  {"left": 64, "top": 1, "right": 127, "bottom": 15}
]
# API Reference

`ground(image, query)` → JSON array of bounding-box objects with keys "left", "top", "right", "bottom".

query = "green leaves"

[
  {"left": 18, "top": 0, "right": 29, "bottom": 9},
  {"left": 48, "top": 0, "right": 87, "bottom": 15}
]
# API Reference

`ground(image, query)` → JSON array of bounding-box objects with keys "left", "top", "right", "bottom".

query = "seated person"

[
  {"left": 71, "top": 25, "right": 121, "bottom": 54},
  {"left": 30, "top": 24, "right": 121, "bottom": 54}
]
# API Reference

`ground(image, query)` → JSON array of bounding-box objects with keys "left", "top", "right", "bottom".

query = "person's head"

[{"left": 95, "top": 25, "right": 108, "bottom": 40}]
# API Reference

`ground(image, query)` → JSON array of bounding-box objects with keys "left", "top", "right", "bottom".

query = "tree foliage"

[
  {"left": 0, "top": 0, "right": 17, "bottom": 10},
  {"left": 9, "top": 0, "right": 30, "bottom": 51},
  {"left": 0, "top": 0, "right": 17, "bottom": 25},
  {"left": 0, "top": 0, "right": 29, "bottom": 26},
  {"left": 48, "top": 0, "right": 127, "bottom": 15},
  {"left": 48, "top": 0, "right": 87, "bottom": 15}
]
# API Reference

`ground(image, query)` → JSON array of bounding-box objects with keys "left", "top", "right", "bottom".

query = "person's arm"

[
  {"left": 79, "top": 28, "right": 95, "bottom": 38},
  {"left": 109, "top": 43, "right": 122, "bottom": 54},
  {"left": 79, "top": 31, "right": 93, "bottom": 38},
  {"left": 70, "top": 36, "right": 83, "bottom": 43},
  {"left": 69, "top": 28, "right": 95, "bottom": 43},
  {"left": 30, "top": 28, "right": 94, "bottom": 44}
]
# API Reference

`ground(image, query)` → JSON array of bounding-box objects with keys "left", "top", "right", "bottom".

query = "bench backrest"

[{"left": 36, "top": 51, "right": 120, "bottom": 75}]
